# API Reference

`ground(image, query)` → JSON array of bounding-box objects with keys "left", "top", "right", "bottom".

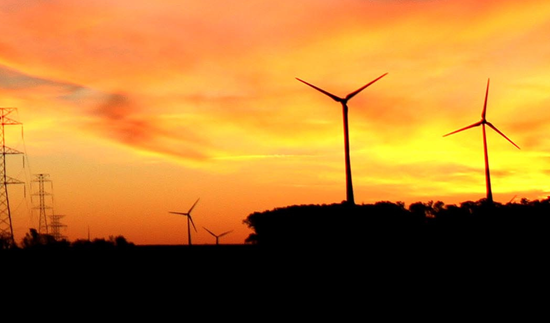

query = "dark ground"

[
  {"left": 2, "top": 242, "right": 548, "bottom": 319},
  {"left": 3, "top": 241, "right": 548, "bottom": 274}
]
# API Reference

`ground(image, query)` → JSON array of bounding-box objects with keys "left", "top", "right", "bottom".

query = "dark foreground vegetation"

[
  {"left": 241, "top": 197, "right": 550, "bottom": 273},
  {"left": 3, "top": 197, "right": 550, "bottom": 268},
  {"left": 3, "top": 197, "right": 550, "bottom": 308},
  {"left": 244, "top": 197, "right": 550, "bottom": 250}
]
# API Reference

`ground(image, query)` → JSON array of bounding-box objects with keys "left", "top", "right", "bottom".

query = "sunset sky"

[{"left": 2, "top": 0, "right": 550, "bottom": 245}]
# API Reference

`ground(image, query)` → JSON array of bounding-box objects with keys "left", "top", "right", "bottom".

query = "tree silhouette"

[
  {"left": 20, "top": 228, "right": 69, "bottom": 250},
  {"left": 243, "top": 197, "right": 550, "bottom": 253}
]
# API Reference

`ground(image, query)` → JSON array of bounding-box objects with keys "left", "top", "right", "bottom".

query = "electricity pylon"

[
  {"left": 32, "top": 173, "right": 67, "bottom": 241},
  {"left": 32, "top": 174, "right": 52, "bottom": 235},
  {"left": 49, "top": 214, "right": 67, "bottom": 241},
  {"left": 0, "top": 108, "right": 25, "bottom": 248}
]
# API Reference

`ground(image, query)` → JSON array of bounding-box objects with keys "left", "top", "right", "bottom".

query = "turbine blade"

[
  {"left": 296, "top": 77, "right": 343, "bottom": 102},
  {"left": 189, "top": 215, "right": 197, "bottom": 232},
  {"left": 346, "top": 73, "right": 388, "bottom": 101},
  {"left": 486, "top": 122, "right": 520, "bottom": 149},
  {"left": 169, "top": 212, "right": 187, "bottom": 215},
  {"left": 443, "top": 121, "right": 483, "bottom": 137},
  {"left": 203, "top": 227, "right": 216, "bottom": 237},
  {"left": 219, "top": 230, "right": 233, "bottom": 237},
  {"left": 482, "top": 78, "right": 490, "bottom": 120},
  {"left": 188, "top": 198, "right": 200, "bottom": 214}
]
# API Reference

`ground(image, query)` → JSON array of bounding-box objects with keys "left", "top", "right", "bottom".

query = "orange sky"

[{"left": 2, "top": 0, "right": 550, "bottom": 245}]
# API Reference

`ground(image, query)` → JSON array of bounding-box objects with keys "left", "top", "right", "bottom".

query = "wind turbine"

[
  {"left": 296, "top": 73, "right": 388, "bottom": 205},
  {"left": 203, "top": 227, "right": 233, "bottom": 245},
  {"left": 443, "top": 79, "right": 520, "bottom": 204},
  {"left": 169, "top": 198, "right": 200, "bottom": 245}
]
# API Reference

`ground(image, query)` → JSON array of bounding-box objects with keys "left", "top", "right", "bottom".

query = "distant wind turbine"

[
  {"left": 296, "top": 73, "right": 388, "bottom": 205},
  {"left": 203, "top": 227, "right": 233, "bottom": 245},
  {"left": 443, "top": 79, "right": 520, "bottom": 204},
  {"left": 169, "top": 198, "right": 200, "bottom": 245}
]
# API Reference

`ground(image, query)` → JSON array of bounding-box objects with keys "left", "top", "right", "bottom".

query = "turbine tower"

[
  {"left": 296, "top": 73, "right": 387, "bottom": 205},
  {"left": 169, "top": 198, "right": 200, "bottom": 245},
  {"left": 203, "top": 227, "right": 233, "bottom": 245},
  {"left": 0, "top": 108, "right": 25, "bottom": 248},
  {"left": 443, "top": 79, "right": 520, "bottom": 204}
]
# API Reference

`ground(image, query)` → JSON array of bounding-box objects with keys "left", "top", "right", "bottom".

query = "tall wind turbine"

[
  {"left": 443, "top": 79, "right": 520, "bottom": 204},
  {"left": 203, "top": 227, "right": 233, "bottom": 245},
  {"left": 169, "top": 198, "right": 200, "bottom": 245},
  {"left": 296, "top": 73, "right": 388, "bottom": 205}
]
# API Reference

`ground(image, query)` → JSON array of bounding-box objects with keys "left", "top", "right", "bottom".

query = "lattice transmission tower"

[
  {"left": 0, "top": 108, "right": 25, "bottom": 248},
  {"left": 49, "top": 213, "right": 67, "bottom": 241},
  {"left": 32, "top": 173, "right": 51, "bottom": 235},
  {"left": 31, "top": 173, "right": 66, "bottom": 241}
]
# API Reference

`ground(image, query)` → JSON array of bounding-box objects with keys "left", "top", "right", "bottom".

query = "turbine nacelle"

[
  {"left": 203, "top": 227, "right": 233, "bottom": 238},
  {"left": 296, "top": 73, "right": 388, "bottom": 105},
  {"left": 295, "top": 73, "right": 388, "bottom": 205},
  {"left": 443, "top": 78, "right": 520, "bottom": 150},
  {"left": 443, "top": 78, "right": 520, "bottom": 204},
  {"left": 169, "top": 211, "right": 197, "bottom": 232},
  {"left": 203, "top": 227, "right": 233, "bottom": 245},
  {"left": 169, "top": 197, "right": 200, "bottom": 245}
]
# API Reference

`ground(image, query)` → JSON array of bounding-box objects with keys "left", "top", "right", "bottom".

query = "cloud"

[
  {"left": 87, "top": 92, "right": 210, "bottom": 162},
  {"left": 2, "top": 0, "right": 550, "bottom": 174},
  {"left": 0, "top": 64, "right": 84, "bottom": 97}
]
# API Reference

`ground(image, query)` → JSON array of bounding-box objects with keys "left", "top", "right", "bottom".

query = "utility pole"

[{"left": 0, "top": 108, "right": 25, "bottom": 248}]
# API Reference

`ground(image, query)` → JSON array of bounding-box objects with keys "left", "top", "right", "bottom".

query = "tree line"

[
  {"left": 0, "top": 228, "right": 134, "bottom": 251},
  {"left": 4, "top": 196, "right": 550, "bottom": 251},
  {"left": 243, "top": 197, "right": 550, "bottom": 251}
]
